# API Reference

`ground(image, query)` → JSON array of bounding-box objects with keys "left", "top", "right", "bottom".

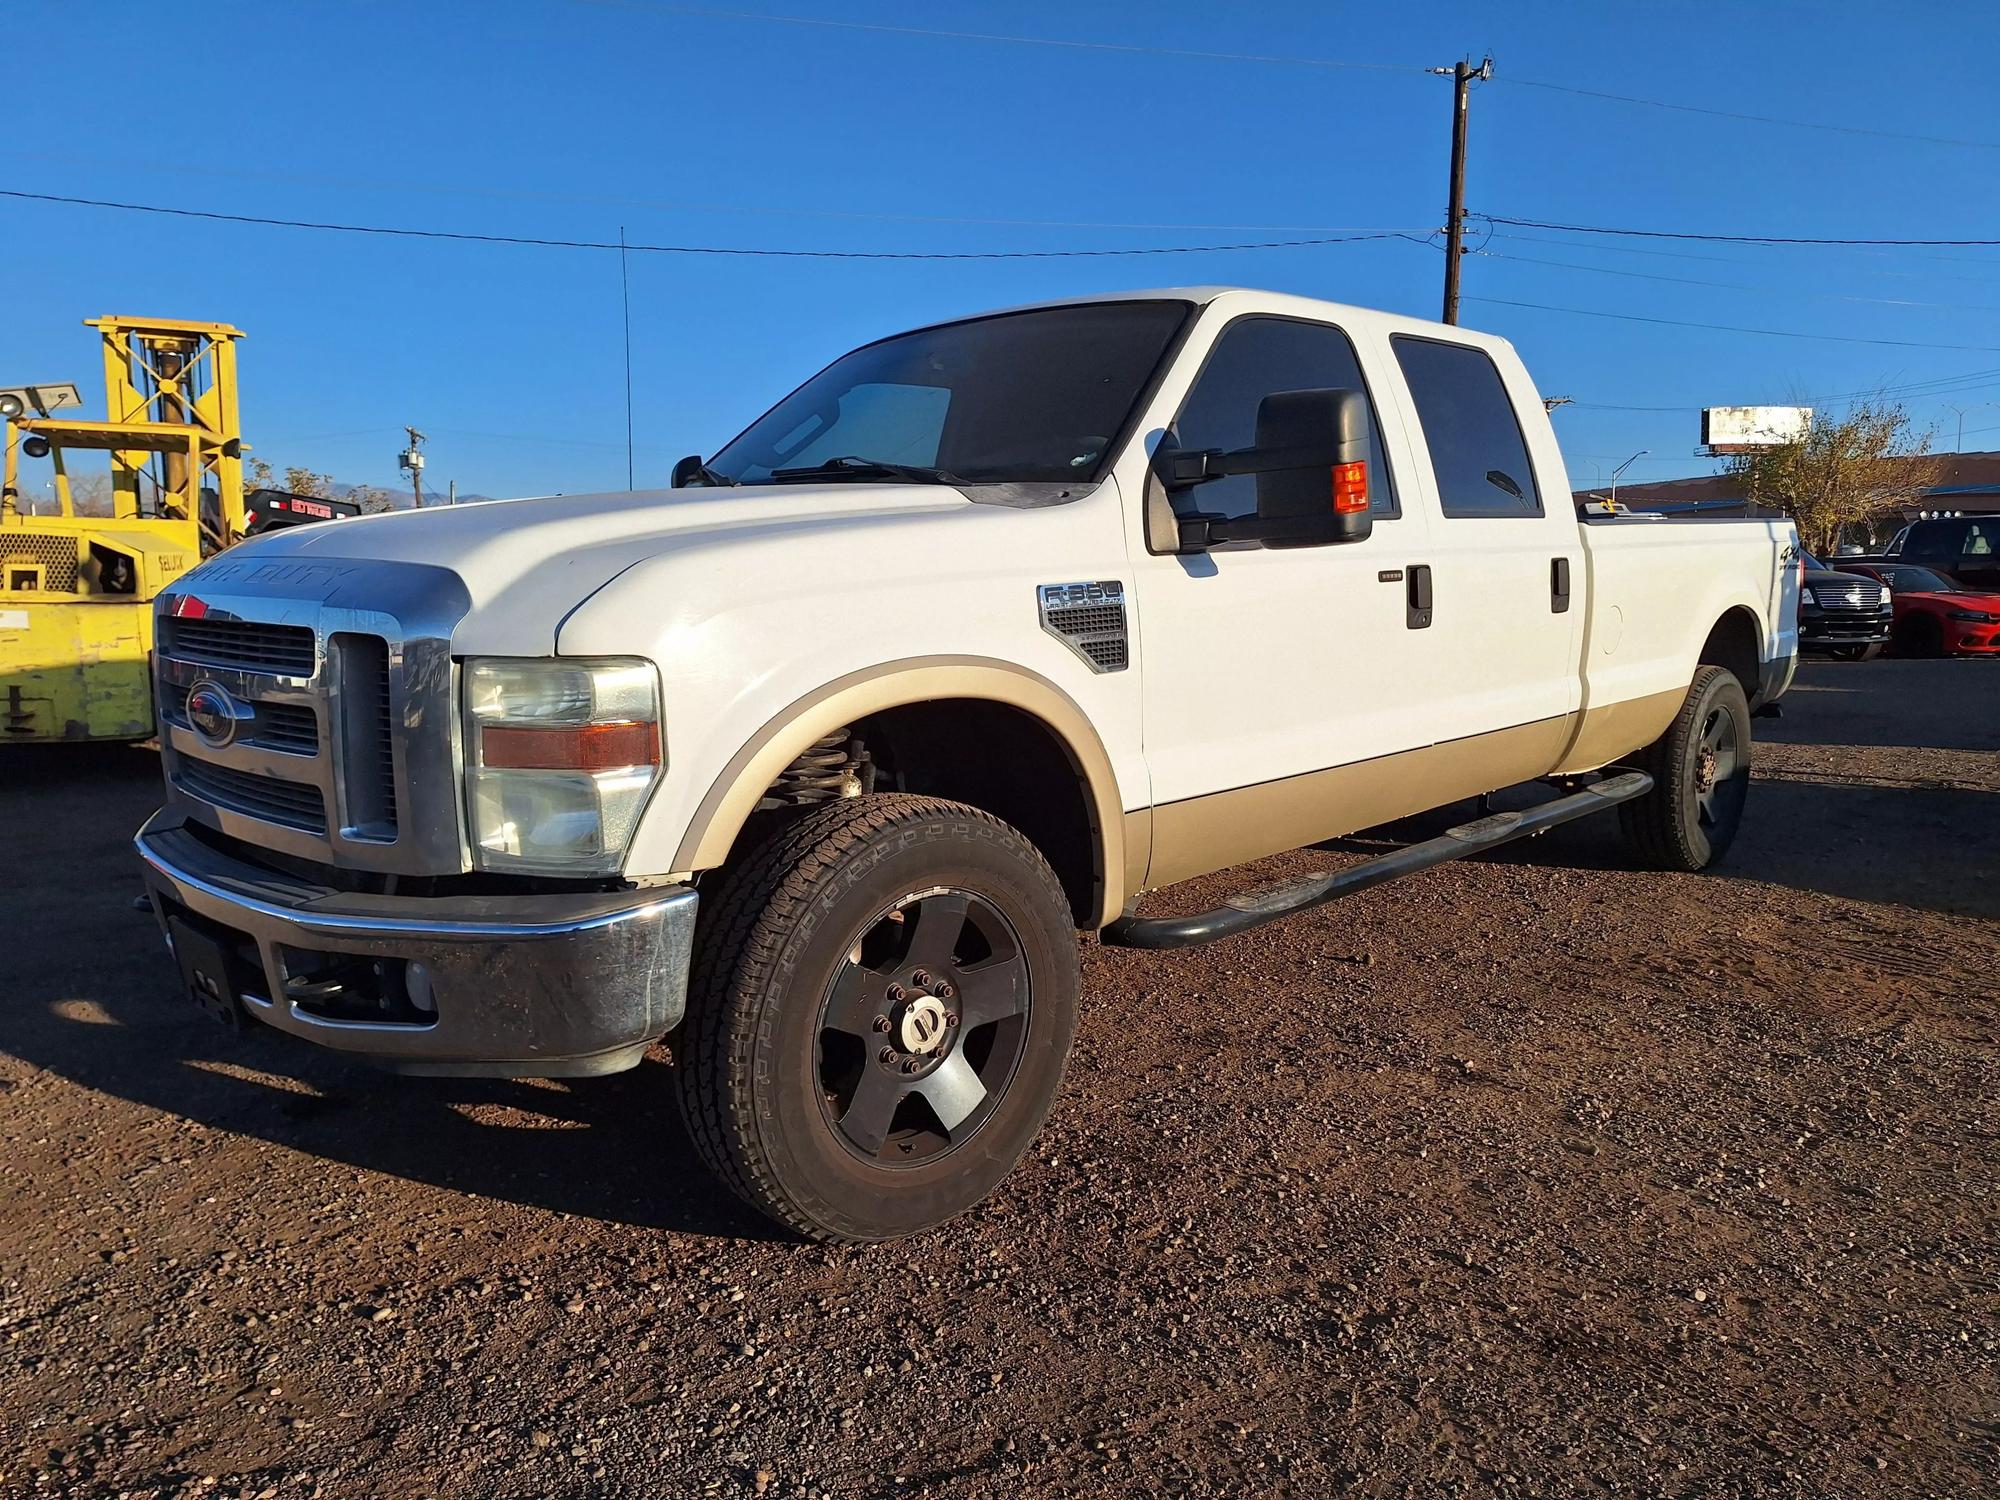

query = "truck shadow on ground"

[
  {"left": 0, "top": 747, "right": 784, "bottom": 1242},
  {"left": 1332, "top": 771, "right": 2000, "bottom": 922}
]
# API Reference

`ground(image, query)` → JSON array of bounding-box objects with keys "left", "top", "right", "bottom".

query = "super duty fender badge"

[{"left": 1037, "top": 580, "right": 1129, "bottom": 673}]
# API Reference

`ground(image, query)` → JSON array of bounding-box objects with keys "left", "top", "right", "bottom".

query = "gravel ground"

[{"left": 2, "top": 658, "right": 1995, "bottom": 1498}]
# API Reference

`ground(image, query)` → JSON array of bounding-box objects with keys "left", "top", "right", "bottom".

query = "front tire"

[
  {"left": 1617, "top": 665, "right": 1752, "bottom": 872},
  {"left": 675, "top": 794, "right": 1080, "bottom": 1243},
  {"left": 1829, "top": 643, "right": 1882, "bottom": 661}
]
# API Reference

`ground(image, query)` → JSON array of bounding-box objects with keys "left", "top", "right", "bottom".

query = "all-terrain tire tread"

[{"left": 674, "top": 793, "right": 1070, "bottom": 1242}]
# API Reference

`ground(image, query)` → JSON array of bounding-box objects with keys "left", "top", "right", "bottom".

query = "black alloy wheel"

[{"left": 816, "top": 888, "right": 1032, "bottom": 1166}]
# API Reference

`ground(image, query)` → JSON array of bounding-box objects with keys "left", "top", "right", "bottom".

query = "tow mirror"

[
  {"left": 671, "top": 454, "right": 706, "bottom": 488},
  {"left": 1162, "top": 387, "right": 1374, "bottom": 551}
]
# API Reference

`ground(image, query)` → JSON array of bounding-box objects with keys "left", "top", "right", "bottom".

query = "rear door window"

[{"left": 1391, "top": 336, "right": 1542, "bottom": 519}]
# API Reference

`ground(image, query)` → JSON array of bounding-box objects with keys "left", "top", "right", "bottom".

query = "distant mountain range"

[{"left": 325, "top": 480, "right": 500, "bottom": 508}]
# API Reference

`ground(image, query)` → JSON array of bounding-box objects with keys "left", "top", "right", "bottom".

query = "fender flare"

[{"left": 669, "top": 655, "right": 1132, "bottom": 927}]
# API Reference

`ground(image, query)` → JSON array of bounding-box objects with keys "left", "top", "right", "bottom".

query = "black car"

[{"left": 1800, "top": 552, "right": 1893, "bottom": 659}]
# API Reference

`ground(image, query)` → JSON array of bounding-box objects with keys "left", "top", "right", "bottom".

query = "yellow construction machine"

[{"left": 0, "top": 316, "right": 343, "bottom": 743}]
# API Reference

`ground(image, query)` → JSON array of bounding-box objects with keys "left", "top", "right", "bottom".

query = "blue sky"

[{"left": 8, "top": 0, "right": 2000, "bottom": 501}]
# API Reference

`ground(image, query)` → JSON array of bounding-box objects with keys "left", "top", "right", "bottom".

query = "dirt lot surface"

[{"left": 2, "top": 659, "right": 1996, "bottom": 1498}]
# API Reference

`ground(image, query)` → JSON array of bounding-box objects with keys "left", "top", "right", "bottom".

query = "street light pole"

[{"left": 1610, "top": 449, "right": 1649, "bottom": 509}]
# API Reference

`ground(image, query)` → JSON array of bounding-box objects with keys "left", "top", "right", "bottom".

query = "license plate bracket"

[{"left": 167, "top": 914, "right": 249, "bottom": 1028}]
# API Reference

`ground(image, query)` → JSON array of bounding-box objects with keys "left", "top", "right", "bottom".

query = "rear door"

[{"left": 1386, "top": 335, "right": 1583, "bottom": 747}]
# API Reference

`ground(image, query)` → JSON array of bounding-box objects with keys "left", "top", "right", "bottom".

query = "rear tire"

[
  {"left": 1618, "top": 665, "right": 1752, "bottom": 872},
  {"left": 675, "top": 794, "right": 1080, "bottom": 1243}
]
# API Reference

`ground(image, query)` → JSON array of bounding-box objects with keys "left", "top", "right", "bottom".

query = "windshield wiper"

[{"left": 768, "top": 454, "right": 964, "bottom": 486}]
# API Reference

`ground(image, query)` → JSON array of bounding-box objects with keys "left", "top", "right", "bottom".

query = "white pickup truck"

[{"left": 137, "top": 287, "right": 1798, "bottom": 1241}]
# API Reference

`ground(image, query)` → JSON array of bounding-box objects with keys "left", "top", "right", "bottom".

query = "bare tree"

[
  {"left": 344, "top": 484, "right": 395, "bottom": 515},
  {"left": 245, "top": 458, "right": 395, "bottom": 514},
  {"left": 1726, "top": 402, "right": 1944, "bottom": 554},
  {"left": 64, "top": 471, "right": 115, "bottom": 517}
]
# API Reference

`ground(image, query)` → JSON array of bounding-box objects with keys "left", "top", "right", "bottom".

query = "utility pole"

[
  {"left": 1434, "top": 55, "right": 1493, "bottom": 325},
  {"left": 398, "top": 426, "right": 427, "bottom": 509}
]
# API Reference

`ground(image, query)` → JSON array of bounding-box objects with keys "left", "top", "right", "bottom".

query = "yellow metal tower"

[{"left": 1, "top": 317, "right": 249, "bottom": 741}]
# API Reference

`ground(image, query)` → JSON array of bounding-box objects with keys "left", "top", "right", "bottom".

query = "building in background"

[{"left": 1574, "top": 451, "right": 2000, "bottom": 551}]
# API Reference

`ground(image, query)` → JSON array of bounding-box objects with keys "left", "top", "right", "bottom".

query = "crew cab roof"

[{"left": 896, "top": 286, "right": 1522, "bottom": 358}]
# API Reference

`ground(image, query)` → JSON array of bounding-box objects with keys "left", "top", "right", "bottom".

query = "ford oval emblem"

[{"left": 185, "top": 680, "right": 252, "bottom": 748}]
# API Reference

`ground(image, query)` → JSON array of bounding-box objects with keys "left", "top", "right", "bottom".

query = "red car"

[{"left": 1841, "top": 562, "right": 2000, "bottom": 656}]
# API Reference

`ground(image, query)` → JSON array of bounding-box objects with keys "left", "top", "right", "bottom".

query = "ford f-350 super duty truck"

[{"left": 137, "top": 288, "right": 1798, "bottom": 1241}]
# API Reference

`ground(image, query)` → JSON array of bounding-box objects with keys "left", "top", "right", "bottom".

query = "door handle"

[
  {"left": 1406, "top": 564, "right": 1433, "bottom": 630},
  {"left": 1551, "top": 556, "right": 1571, "bottom": 613}
]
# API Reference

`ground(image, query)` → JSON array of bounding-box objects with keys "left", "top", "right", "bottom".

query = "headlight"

[
  {"left": 1878, "top": 589, "right": 1893, "bottom": 609},
  {"left": 1799, "top": 586, "right": 1818, "bottom": 606},
  {"left": 463, "top": 657, "right": 662, "bottom": 875},
  {"left": 1947, "top": 609, "right": 1998, "bottom": 622}
]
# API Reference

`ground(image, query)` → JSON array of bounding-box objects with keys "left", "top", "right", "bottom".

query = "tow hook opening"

[{"left": 279, "top": 950, "right": 439, "bottom": 1027}]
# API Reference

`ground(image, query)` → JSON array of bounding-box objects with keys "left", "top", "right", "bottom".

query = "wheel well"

[
  {"left": 1699, "top": 608, "right": 1762, "bottom": 703},
  {"left": 730, "top": 699, "right": 1102, "bottom": 929},
  {"left": 856, "top": 701, "right": 1099, "bottom": 928}
]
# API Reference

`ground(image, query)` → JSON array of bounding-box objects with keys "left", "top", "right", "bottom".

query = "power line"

[
  {"left": 0, "top": 187, "right": 1421, "bottom": 259},
  {"left": 1570, "top": 367, "right": 2000, "bottom": 415},
  {"left": 1467, "top": 296, "right": 2000, "bottom": 353},
  {"left": 1497, "top": 76, "right": 2000, "bottom": 152},
  {"left": 588, "top": 3, "right": 2000, "bottom": 155},
  {"left": 0, "top": 147, "right": 1440, "bottom": 235},
  {"left": 1474, "top": 248, "right": 2000, "bottom": 313},
  {"left": 1489, "top": 214, "right": 2000, "bottom": 248},
  {"left": 579, "top": 0, "right": 1430, "bottom": 74}
]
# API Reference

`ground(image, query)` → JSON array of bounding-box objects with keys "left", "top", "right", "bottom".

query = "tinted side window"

[
  {"left": 1171, "top": 317, "right": 1398, "bottom": 522},
  {"left": 1391, "top": 336, "right": 1542, "bottom": 518},
  {"left": 1905, "top": 520, "right": 1967, "bottom": 560}
]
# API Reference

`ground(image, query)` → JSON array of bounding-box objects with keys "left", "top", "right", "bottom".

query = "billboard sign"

[{"left": 1701, "top": 405, "right": 1813, "bottom": 454}]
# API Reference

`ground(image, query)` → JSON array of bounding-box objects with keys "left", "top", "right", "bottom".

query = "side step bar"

[{"left": 1100, "top": 770, "right": 1654, "bottom": 950}]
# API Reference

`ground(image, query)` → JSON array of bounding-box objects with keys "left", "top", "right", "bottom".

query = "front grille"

[
  {"left": 160, "top": 682, "right": 319, "bottom": 756},
  {"left": 258, "top": 703, "right": 320, "bottom": 754},
  {"left": 177, "top": 761, "right": 327, "bottom": 834},
  {"left": 1, "top": 533, "right": 81, "bottom": 592},
  {"left": 160, "top": 616, "right": 317, "bottom": 676},
  {"left": 1813, "top": 581, "right": 1884, "bottom": 612},
  {"left": 333, "top": 634, "right": 398, "bottom": 838}
]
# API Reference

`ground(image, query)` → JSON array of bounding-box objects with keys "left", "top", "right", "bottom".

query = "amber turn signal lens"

[
  {"left": 480, "top": 720, "right": 661, "bottom": 771},
  {"left": 1332, "top": 460, "right": 1369, "bottom": 515}
]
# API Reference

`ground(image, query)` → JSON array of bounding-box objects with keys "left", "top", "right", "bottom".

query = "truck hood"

[{"left": 207, "top": 483, "right": 981, "bottom": 655}]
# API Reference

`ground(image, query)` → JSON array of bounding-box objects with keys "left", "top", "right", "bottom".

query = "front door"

[{"left": 1130, "top": 313, "right": 1437, "bottom": 888}]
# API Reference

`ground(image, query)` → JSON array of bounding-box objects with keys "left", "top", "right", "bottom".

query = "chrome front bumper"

[{"left": 136, "top": 811, "right": 697, "bottom": 1078}]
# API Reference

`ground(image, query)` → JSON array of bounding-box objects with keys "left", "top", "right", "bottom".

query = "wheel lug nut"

[
  {"left": 911, "top": 969, "right": 932, "bottom": 988},
  {"left": 937, "top": 982, "right": 956, "bottom": 1000},
  {"left": 871, "top": 1015, "right": 891, "bottom": 1033},
  {"left": 886, "top": 983, "right": 905, "bottom": 1003},
  {"left": 878, "top": 1047, "right": 896, "bottom": 1065},
  {"left": 901, "top": 1058, "right": 920, "bottom": 1073},
  {"left": 945, "top": 1012, "right": 960, "bottom": 1028}
]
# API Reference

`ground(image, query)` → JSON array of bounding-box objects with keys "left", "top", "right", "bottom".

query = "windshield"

[
  {"left": 1876, "top": 565, "right": 1961, "bottom": 592},
  {"left": 708, "top": 301, "right": 1191, "bottom": 486}
]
